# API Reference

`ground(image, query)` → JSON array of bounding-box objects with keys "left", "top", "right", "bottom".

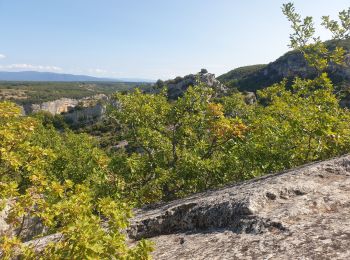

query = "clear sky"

[{"left": 0, "top": 0, "right": 349, "bottom": 80}]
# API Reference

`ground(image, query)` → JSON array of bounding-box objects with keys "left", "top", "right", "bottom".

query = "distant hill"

[
  {"left": 218, "top": 39, "right": 350, "bottom": 93},
  {"left": 0, "top": 71, "right": 154, "bottom": 83},
  {"left": 217, "top": 64, "right": 267, "bottom": 86}
]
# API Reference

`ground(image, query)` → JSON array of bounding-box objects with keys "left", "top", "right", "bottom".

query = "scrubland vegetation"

[
  {"left": 0, "top": 81, "right": 151, "bottom": 105},
  {"left": 1, "top": 3, "right": 350, "bottom": 259}
]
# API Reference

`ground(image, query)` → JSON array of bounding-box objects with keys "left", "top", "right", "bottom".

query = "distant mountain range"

[{"left": 0, "top": 71, "right": 155, "bottom": 83}]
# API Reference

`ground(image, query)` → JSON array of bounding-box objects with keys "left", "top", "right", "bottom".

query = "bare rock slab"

[{"left": 129, "top": 155, "right": 350, "bottom": 259}]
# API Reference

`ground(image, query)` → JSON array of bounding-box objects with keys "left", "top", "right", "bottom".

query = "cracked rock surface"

[
  {"left": 3, "top": 155, "right": 350, "bottom": 259},
  {"left": 129, "top": 155, "right": 350, "bottom": 259}
]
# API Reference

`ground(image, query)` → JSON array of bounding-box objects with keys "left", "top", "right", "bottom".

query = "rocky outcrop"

[
  {"left": 61, "top": 94, "right": 108, "bottom": 125},
  {"left": 243, "top": 91, "right": 256, "bottom": 104},
  {"left": 129, "top": 155, "right": 350, "bottom": 259},
  {"left": 0, "top": 201, "right": 12, "bottom": 237},
  {"left": 63, "top": 102, "right": 106, "bottom": 126},
  {"left": 218, "top": 39, "right": 350, "bottom": 96},
  {"left": 22, "top": 98, "right": 78, "bottom": 115},
  {"left": 22, "top": 94, "right": 108, "bottom": 116},
  {"left": 2, "top": 155, "right": 350, "bottom": 259},
  {"left": 153, "top": 70, "right": 228, "bottom": 99},
  {"left": 0, "top": 200, "right": 45, "bottom": 242},
  {"left": 18, "top": 94, "right": 108, "bottom": 126}
]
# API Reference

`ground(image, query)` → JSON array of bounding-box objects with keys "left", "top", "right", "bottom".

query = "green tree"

[
  {"left": 0, "top": 101, "right": 153, "bottom": 259},
  {"left": 282, "top": 2, "right": 348, "bottom": 72},
  {"left": 110, "top": 86, "right": 246, "bottom": 204},
  {"left": 221, "top": 3, "right": 350, "bottom": 178},
  {"left": 224, "top": 74, "right": 350, "bottom": 178},
  {"left": 107, "top": 3, "right": 350, "bottom": 205}
]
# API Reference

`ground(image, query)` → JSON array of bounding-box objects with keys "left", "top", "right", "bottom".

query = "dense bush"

[
  {"left": 109, "top": 86, "right": 247, "bottom": 204},
  {"left": 106, "top": 3, "right": 350, "bottom": 204},
  {"left": 109, "top": 73, "right": 350, "bottom": 204},
  {"left": 0, "top": 81, "right": 151, "bottom": 105},
  {"left": 0, "top": 101, "right": 153, "bottom": 259}
]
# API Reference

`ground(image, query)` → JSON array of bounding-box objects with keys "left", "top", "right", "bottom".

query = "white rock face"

[
  {"left": 63, "top": 103, "right": 106, "bottom": 125},
  {"left": 0, "top": 199, "right": 46, "bottom": 242},
  {"left": 27, "top": 98, "right": 79, "bottom": 115},
  {"left": 21, "top": 94, "right": 108, "bottom": 126},
  {"left": 0, "top": 200, "right": 12, "bottom": 237}
]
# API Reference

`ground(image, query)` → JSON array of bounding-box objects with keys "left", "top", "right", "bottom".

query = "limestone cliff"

[
  {"left": 23, "top": 98, "right": 79, "bottom": 115},
  {"left": 19, "top": 94, "right": 108, "bottom": 126},
  {"left": 22, "top": 94, "right": 108, "bottom": 116},
  {"left": 63, "top": 102, "right": 106, "bottom": 126},
  {"left": 218, "top": 39, "right": 350, "bottom": 97}
]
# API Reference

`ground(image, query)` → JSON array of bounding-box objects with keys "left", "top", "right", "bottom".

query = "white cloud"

[
  {"left": 88, "top": 68, "right": 108, "bottom": 74},
  {"left": 0, "top": 63, "right": 62, "bottom": 72},
  {"left": 0, "top": 54, "right": 6, "bottom": 59}
]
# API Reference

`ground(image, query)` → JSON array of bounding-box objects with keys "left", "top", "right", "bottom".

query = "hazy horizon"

[{"left": 0, "top": 0, "right": 349, "bottom": 80}]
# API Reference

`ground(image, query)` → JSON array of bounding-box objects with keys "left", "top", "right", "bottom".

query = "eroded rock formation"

[
  {"left": 153, "top": 70, "right": 228, "bottom": 99},
  {"left": 23, "top": 98, "right": 79, "bottom": 115},
  {"left": 63, "top": 102, "right": 106, "bottom": 126},
  {"left": 218, "top": 39, "right": 350, "bottom": 99}
]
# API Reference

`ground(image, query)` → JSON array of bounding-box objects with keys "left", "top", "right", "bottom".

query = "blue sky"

[{"left": 0, "top": 0, "right": 349, "bottom": 80}]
